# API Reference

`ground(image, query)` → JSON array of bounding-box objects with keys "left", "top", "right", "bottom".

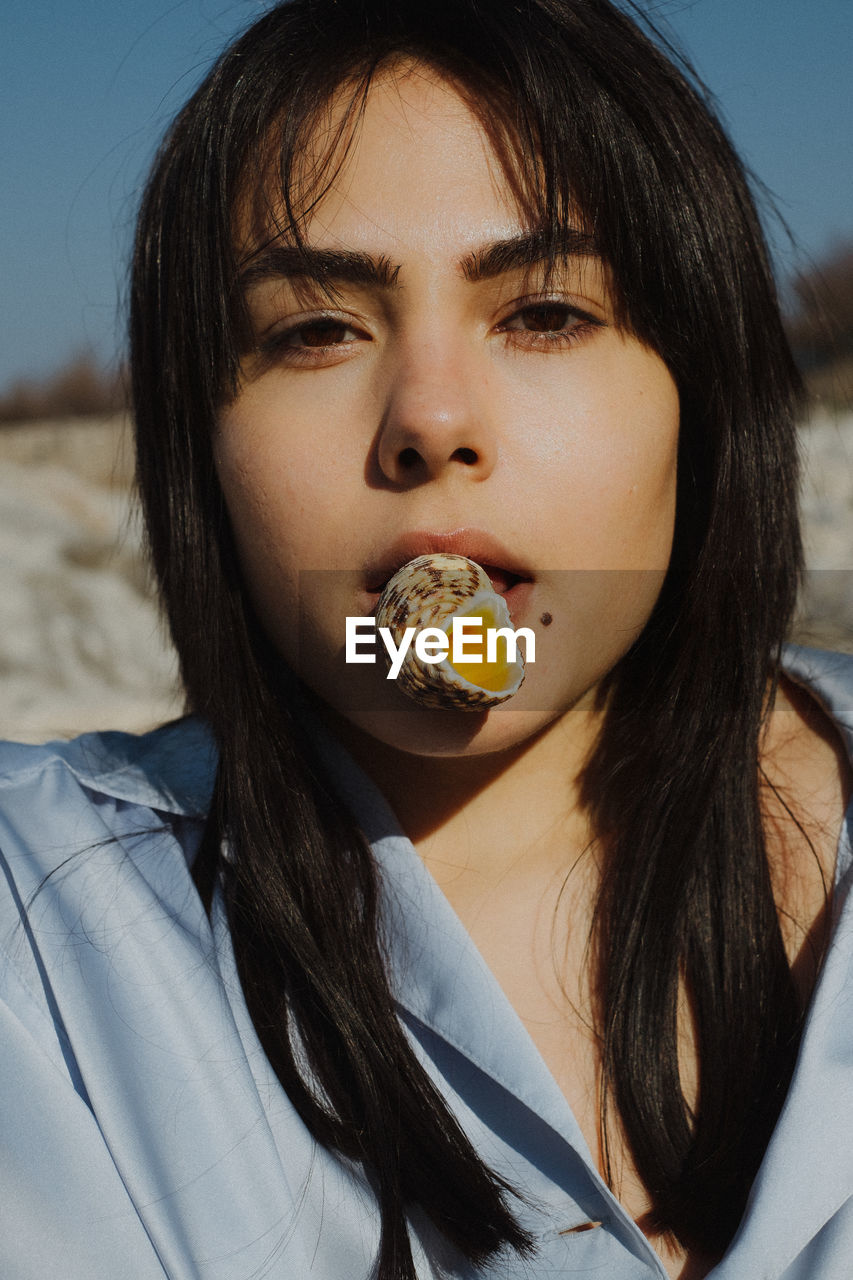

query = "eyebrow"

[
  {"left": 239, "top": 246, "right": 401, "bottom": 291},
  {"left": 238, "top": 228, "right": 598, "bottom": 293},
  {"left": 460, "top": 228, "right": 598, "bottom": 281}
]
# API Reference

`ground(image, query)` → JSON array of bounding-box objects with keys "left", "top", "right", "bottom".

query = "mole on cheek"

[{"left": 540, "top": 612, "right": 553, "bottom": 626}]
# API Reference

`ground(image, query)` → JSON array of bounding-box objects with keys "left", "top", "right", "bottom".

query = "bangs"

[
  {"left": 205, "top": 0, "right": 740, "bottom": 389},
  {"left": 230, "top": 52, "right": 597, "bottom": 315}
]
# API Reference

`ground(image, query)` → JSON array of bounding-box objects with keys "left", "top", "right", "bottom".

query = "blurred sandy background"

[
  {"left": 0, "top": 415, "right": 182, "bottom": 742},
  {"left": 0, "top": 409, "right": 851, "bottom": 744}
]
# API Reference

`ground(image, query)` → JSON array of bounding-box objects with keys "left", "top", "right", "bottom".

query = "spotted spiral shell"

[{"left": 374, "top": 553, "right": 526, "bottom": 710}]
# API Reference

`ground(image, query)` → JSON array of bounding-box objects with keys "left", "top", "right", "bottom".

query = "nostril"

[
  {"left": 399, "top": 446, "right": 420, "bottom": 469},
  {"left": 452, "top": 447, "right": 478, "bottom": 465}
]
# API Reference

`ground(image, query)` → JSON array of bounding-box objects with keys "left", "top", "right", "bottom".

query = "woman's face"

[{"left": 214, "top": 64, "right": 680, "bottom": 757}]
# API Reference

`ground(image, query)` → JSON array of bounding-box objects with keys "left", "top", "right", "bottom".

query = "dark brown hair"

[{"left": 131, "top": 0, "right": 805, "bottom": 1272}]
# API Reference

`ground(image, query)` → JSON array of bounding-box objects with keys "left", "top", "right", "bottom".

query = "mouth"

[{"left": 363, "top": 529, "right": 534, "bottom": 616}]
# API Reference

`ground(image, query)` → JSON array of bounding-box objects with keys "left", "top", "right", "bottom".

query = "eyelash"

[
  {"left": 257, "top": 299, "right": 602, "bottom": 366},
  {"left": 495, "top": 300, "right": 603, "bottom": 348},
  {"left": 255, "top": 314, "right": 362, "bottom": 367}
]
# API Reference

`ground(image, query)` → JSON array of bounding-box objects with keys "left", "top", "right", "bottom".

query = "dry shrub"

[
  {"left": 786, "top": 242, "right": 853, "bottom": 407},
  {"left": 0, "top": 352, "right": 128, "bottom": 423}
]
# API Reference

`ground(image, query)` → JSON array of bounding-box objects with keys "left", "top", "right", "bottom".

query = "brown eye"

[
  {"left": 497, "top": 299, "right": 602, "bottom": 349},
  {"left": 293, "top": 320, "right": 354, "bottom": 347},
  {"left": 258, "top": 315, "right": 366, "bottom": 363},
  {"left": 516, "top": 304, "right": 574, "bottom": 332}
]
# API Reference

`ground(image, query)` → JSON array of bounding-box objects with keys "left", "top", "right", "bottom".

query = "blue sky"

[{"left": 1, "top": 0, "right": 851, "bottom": 390}]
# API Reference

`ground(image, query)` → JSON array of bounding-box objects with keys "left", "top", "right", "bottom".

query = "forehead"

[{"left": 236, "top": 61, "right": 538, "bottom": 261}]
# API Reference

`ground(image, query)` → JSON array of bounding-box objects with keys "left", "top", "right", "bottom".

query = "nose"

[{"left": 374, "top": 340, "right": 497, "bottom": 487}]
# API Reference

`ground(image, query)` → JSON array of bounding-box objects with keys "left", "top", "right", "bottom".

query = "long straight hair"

[{"left": 131, "top": 0, "right": 806, "bottom": 1271}]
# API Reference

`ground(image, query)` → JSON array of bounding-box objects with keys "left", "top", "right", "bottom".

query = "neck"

[{"left": 326, "top": 701, "right": 605, "bottom": 893}]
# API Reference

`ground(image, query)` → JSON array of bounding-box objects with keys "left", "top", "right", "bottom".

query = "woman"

[{"left": 1, "top": 1, "right": 851, "bottom": 1278}]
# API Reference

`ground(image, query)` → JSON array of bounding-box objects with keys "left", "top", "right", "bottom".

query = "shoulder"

[
  {"left": 0, "top": 718, "right": 219, "bottom": 1043},
  {"left": 0, "top": 717, "right": 217, "bottom": 904},
  {"left": 771, "top": 646, "right": 853, "bottom": 814},
  {"left": 763, "top": 647, "right": 853, "bottom": 985},
  {"left": 781, "top": 645, "right": 853, "bottom": 747},
  {"left": 0, "top": 722, "right": 231, "bottom": 1248},
  {"left": 0, "top": 716, "right": 217, "bottom": 817}
]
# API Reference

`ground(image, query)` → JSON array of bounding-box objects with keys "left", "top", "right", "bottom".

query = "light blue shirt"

[{"left": 1, "top": 645, "right": 852, "bottom": 1279}]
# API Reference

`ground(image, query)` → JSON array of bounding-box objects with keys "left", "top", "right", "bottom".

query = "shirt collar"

[
  {"left": 308, "top": 716, "right": 601, "bottom": 1158},
  {"left": 36, "top": 716, "right": 217, "bottom": 816}
]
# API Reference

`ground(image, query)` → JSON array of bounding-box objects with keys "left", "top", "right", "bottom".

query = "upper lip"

[{"left": 364, "top": 528, "right": 533, "bottom": 595}]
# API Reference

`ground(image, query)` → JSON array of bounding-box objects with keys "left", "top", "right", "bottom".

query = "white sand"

[
  {"left": 0, "top": 417, "right": 181, "bottom": 741},
  {"left": 1, "top": 410, "right": 851, "bottom": 743},
  {"left": 795, "top": 409, "right": 853, "bottom": 651}
]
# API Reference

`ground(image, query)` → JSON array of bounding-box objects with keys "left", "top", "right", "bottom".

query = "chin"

[
  {"left": 302, "top": 655, "right": 599, "bottom": 760},
  {"left": 347, "top": 703, "right": 558, "bottom": 759}
]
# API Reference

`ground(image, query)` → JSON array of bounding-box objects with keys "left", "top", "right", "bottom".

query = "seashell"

[{"left": 374, "top": 553, "right": 526, "bottom": 710}]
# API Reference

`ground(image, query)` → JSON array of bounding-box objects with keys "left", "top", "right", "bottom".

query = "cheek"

[
  {"left": 214, "top": 394, "right": 339, "bottom": 572},
  {"left": 212, "top": 409, "right": 307, "bottom": 652},
  {"left": 505, "top": 343, "right": 679, "bottom": 568},
  {"left": 589, "top": 414, "right": 679, "bottom": 565},
  {"left": 212, "top": 400, "right": 373, "bottom": 692}
]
